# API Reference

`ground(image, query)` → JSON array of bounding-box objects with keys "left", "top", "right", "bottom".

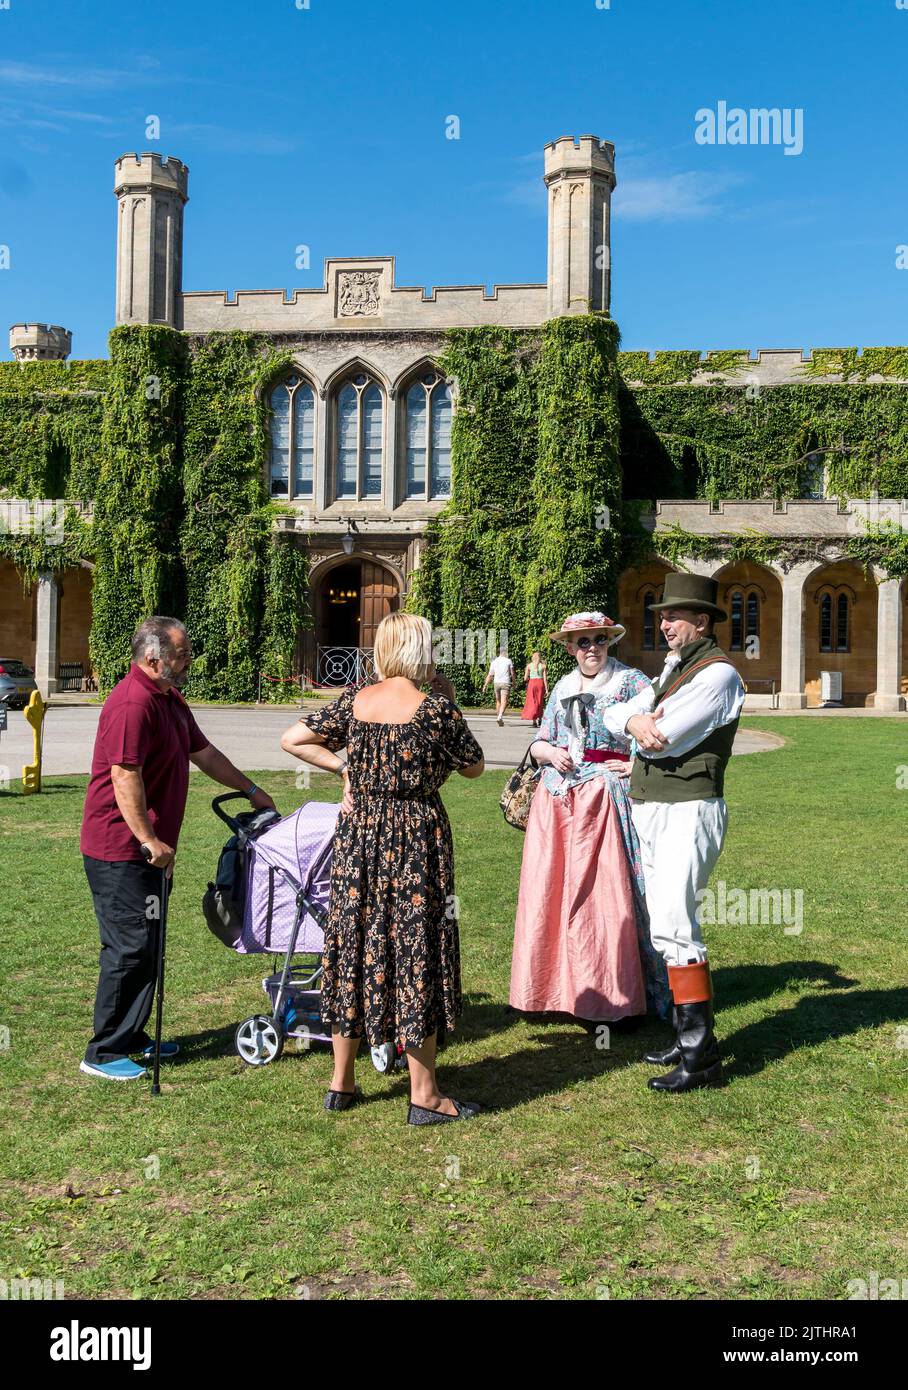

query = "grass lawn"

[{"left": 1, "top": 716, "right": 906, "bottom": 1300}]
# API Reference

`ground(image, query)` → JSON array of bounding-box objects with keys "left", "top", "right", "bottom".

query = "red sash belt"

[{"left": 583, "top": 748, "right": 629, "bottom": 763}]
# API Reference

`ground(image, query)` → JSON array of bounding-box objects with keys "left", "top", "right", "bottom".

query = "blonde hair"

[{"left": 372, "top": 611, "right": 434, "bottom": 682}]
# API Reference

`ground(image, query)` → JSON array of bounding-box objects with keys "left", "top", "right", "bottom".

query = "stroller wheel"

[
  {"left": 235, "top": 1015, "right": 284, "bottom": 1066},
  {"left": 370, "top": 1041, "right": 396, "bottom": 1074}
]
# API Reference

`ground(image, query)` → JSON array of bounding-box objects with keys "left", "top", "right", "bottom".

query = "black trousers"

[{"left": 83, "top": 856, "right": 171, "bottom": 1065}]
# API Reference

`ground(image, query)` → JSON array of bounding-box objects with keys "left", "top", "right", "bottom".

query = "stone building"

[{"left": 3, "top": 134, "right": 906, "bottom": 707}]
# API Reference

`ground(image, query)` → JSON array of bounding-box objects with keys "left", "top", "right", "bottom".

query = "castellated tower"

[
  {"left": 544, "top": 135, "right": 616, "bottom": 318},
  {"left": 114, "top": 153, "right": 189, "bottom": 328}
]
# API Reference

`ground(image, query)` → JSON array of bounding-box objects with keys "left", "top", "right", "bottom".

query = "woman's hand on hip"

[
  {"left": 547, "top": 746, "right": 575, "bottom": 774},
  {"left": 603, "top": 759, "right": 631, "bottom": 778},
  {"left": 340, "top": 768, "right": 354, "bottom": 816}
]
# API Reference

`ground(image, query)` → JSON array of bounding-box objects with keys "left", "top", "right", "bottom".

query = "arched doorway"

[
  {"left": 804, "top": 561, "right": 877, "bottom": 706},
  {"left": 617, "top": 560, "right": 677, "bottom": 677},
  {"left": 308, "top": 557, "right": 401, "bottom": 686},
  {"left": 713, "top": 562, "right": 782, "bottom": 704},
  {"left": 0, "top": 559, "right": 35, "bottom": 667}
]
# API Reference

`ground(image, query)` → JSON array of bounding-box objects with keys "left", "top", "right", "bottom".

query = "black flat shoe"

[
  {"left": 407, "top": 1098, "right": 481, "bottom": 1125},
  {"left": 324, "top": 1088, "right": 358, "bottom": 1111}
]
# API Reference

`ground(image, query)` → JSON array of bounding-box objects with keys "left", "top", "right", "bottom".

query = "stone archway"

[
  {"left": 804, "top": 560, "right": 878, "bottom": 706},
  {"left": 58, "top": 565, "right": 93, "bottom": 674},
  {"left": 617, "top": 560, "right": 677, "bottom": 677},
  {"left": 302, "top": 553, "right": 402, "bottom": 686},
  {"left": 0, "top": 559, "right": 35, "bottom": 667},
  {"left": 712, "top": 561, "right": 782, "bottom": 705}
]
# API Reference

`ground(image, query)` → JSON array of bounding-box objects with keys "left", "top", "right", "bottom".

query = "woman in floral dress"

[
  {"left": 281, "top": 612, "right": 486, "bottom": 1125},
  {"left": 510, "top": 611, "right": 670, "bottom": 1025}
]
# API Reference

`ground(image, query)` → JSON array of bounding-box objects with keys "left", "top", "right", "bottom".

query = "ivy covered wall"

[
  {"left": 180, "top": 332, "right": 307, "bottom": 703},
  {"left": 3, "top": 329, "right": 908, "bottom": 701},
  {"left": 0, "top": 328, "right": 308, "bottom": 698},
  {"left": 618, "top": 353, "right": 908, "bottom": 503},
  {"left": 409, "top": 315, "right": 624, "bottom": 697}
]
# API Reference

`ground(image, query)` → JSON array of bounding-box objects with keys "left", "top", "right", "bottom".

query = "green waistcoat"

[{"left": 629, "top": 636, "right": 741, "bottom": 805}]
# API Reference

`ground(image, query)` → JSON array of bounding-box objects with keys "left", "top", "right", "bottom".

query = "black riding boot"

[
  {"left": 643, "top": 1006, "right": 681, "bottom": 1067},
  {"left": 648, "top": 999, "right": 722, "bottom": 1092}
]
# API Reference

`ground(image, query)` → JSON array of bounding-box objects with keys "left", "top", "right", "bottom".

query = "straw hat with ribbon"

[{"left": 548, "top": 610, "right": 626, "bottom": 647}]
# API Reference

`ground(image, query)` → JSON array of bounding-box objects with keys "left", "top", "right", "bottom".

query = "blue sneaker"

[
  {"left": 140, "top": 1041, "right": 180, "bottom": 1059},
  {"left": 80, "top": 1058, "right": 147, "bottom": 1080}
]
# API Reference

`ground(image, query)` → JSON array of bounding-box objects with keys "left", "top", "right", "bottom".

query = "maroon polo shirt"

[{"left": 80, "top": 663, "right": 209, "bottom": 862}]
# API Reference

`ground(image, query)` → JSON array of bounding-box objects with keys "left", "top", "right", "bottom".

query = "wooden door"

[{"left": 359, "top": 561, "right": 399, "bottom": 647}]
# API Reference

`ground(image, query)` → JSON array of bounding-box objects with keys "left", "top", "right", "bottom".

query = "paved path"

[{"left": 0, "top": 703, "right": 782, "bottom": 779}]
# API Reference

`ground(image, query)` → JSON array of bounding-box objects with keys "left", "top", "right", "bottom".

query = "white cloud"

[{"left": 614, "top": 171, "right": 746, "bottom": 222}]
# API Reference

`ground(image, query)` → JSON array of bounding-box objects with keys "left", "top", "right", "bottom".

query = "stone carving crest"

[{"left": 337, "top": 270, "right": 382, "bottom": 318}]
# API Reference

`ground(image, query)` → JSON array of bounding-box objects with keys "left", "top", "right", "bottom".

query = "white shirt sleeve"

[
  {"left": 643, "top": 663, "right": 745, "bottom": 760},
  {"left": 597, "top": 682, "right": 656, "bottom": 736}
]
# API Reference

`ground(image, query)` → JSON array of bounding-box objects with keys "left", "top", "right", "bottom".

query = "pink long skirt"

[{"left": 510, "top": 777, "right": 646, "bottom": 1021}]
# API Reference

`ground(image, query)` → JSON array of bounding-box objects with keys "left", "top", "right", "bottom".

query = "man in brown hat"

[{"left": 599, "top": 573, "right": 744, "bottom": 1092}]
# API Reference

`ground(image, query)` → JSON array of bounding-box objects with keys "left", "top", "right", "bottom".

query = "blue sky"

[{"left": 1, "top": 0, "right": 907, "bottom": 360}]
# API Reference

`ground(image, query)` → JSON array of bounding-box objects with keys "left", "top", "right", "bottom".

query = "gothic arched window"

[
  {"left": 836, "top": 592, "right": 850, "bottom": 651},
  {"left": 729, "top": 590, "right": 761, "bottom": 651},
  {"left": 405, "top": 372, "right": 452, "bottom": 500},
  {"left": 336, "top": 374, "right": 383, "bottom": 500},
  {"left": 269, "top": 375, "right": 315, "bottom": 498},
  {"left": 819, "top": 593, "right": 832, "bottom": 652},
  {"left": 819, "top": 590, "right": 851, "bottom": 653},
  {"left": 730, "top": 591, "right": 744, "bottom": 650},
  {"left": 642, "top": 591, "right": 668, "bottom": 650}
]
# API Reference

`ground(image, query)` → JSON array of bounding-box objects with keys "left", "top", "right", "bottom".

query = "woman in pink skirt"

[{"left": 510, "top": 612, "right": 670, "bottom": 1025}]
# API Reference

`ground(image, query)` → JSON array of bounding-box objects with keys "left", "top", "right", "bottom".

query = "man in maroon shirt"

[{"left": 80, "top": 616, "right": 276, "bottom": 1080}]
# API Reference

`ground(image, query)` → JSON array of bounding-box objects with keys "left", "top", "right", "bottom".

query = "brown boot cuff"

[{"left": 668, "top": 960, "right": 712, "bottom": 1005}]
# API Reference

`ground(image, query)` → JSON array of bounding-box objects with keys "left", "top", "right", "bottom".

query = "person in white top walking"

[
  {"left": 483, "top": 650, "right": 515, "bottom": 726},
  {"left": 600, "top": 573, "right": 745, "bottom": 1093}
]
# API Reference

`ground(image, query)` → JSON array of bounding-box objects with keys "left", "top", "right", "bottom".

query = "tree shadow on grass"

[
  {"left": 714, "top": 959, "right": 858, "bottom": 1006},
  {"left": 720, "top": 987, "right": 908, "bottom": 1080},
  {"left": 163, "top": 967, "right": 900, "bottom": 1107}
]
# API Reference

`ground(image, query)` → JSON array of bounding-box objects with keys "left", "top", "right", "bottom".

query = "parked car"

[{"left": 0, "top": 658, "right": 38, "bottom": 708}]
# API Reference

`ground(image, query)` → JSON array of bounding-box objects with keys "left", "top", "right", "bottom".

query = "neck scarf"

[{"left": 558, "top": 658, "right": 622, "bottom": 767}]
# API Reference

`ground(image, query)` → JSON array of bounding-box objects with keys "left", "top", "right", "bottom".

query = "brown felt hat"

[{"left": 648, "top": 573, "right": 727, "bottom": 623}]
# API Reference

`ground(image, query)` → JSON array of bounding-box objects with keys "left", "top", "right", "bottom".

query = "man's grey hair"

[{"left": 131, "top": 616, "right": 186, "bottom": 665}]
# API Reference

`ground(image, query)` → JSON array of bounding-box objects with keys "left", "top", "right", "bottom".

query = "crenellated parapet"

[
  {"left": 640, "top": 497, "right": 908, "bottom": 538},
  {"left": 619, "top": 348, "right": 908, "bottom": 387},
  {"left": 181, "top": 257, "right": 547, "bottom": 333},
  {"left": 9, "top": 323, "right": 72, "bottom": 362}
]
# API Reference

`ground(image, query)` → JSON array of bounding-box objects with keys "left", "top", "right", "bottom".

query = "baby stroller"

[{"left": 203, "top": 793, "right": 403, "bottom": 1072}]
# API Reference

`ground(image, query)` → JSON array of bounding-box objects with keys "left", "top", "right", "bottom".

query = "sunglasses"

[{"left": 576, "top": 634, "right": 610, "bottom": 650}]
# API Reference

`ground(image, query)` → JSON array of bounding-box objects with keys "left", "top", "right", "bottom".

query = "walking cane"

[{"left": 143, "top": 850, "right": 171, "bottom": 1097}]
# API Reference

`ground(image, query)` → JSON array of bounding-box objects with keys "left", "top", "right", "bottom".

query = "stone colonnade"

[{"left": 680, "top": 556, "right": 905, "bottom": 711}]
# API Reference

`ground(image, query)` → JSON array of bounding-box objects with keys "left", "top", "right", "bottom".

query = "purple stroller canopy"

[{"left": 236, "top": 801, "right": 340, "bottom": 955}]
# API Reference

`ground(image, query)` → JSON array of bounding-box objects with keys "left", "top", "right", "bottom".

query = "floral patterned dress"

[{"left": 300, "top": 688, "right": 484, "bottom": 1049}]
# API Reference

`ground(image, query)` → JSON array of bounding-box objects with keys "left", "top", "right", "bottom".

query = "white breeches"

[{"left": 631, "top": 798, "right": 728, "bottom": 966}]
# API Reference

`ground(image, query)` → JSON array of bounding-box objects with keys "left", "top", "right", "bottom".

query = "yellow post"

[{"left": 22, "top": 689, "right": 46, "bottom": 795}]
